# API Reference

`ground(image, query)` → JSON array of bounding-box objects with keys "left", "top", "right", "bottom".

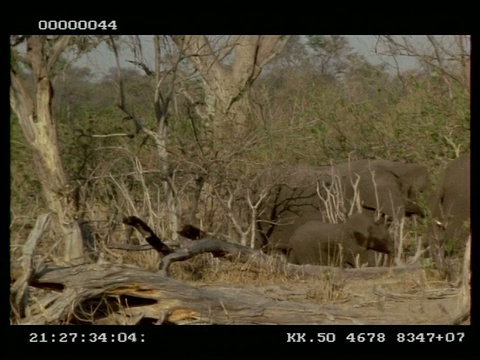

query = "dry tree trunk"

[
  {"left": 171, "top": 35, "right": 290, "bottom": 137},
  {"left": 10, "top": 36, "right": 84, "bottom": 264},
  {"left": 23, "top": 263, "right": 369, "bottom": 325},
  {"left": 19, "top": 258, "right": 424, "bottom": 325}
]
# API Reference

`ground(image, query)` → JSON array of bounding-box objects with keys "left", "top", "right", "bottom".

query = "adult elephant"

[
  {"left": 257, "top": 159, "right": 429, "bottom": 252},
  {"left": 287, "top": 211, "right": 394, "bottom": 267},
  {"left": 429, "top": 153, "right": 470, "bottom": 259}
]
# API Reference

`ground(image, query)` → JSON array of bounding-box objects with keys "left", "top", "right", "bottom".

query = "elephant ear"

[
  {"left": 360, "top": 170, "right": 405, "bottom": 220},
  {"left": 352, "top": 229, "right": 369, "bottom": 247}
]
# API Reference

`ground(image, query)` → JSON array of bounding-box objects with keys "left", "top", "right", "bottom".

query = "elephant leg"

[
  {"left": 287, "top": 249, "right": 299, "bottom": 264},
  {"left": 341, "top": 245, "right": 365, "bottom": 268},
  {"left": 428, "top": 225, "right": 458, "bottom": 280}
]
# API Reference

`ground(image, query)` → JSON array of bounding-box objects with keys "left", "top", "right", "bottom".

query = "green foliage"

[{"left": 253, "top": 59, "right": 469, "bottom": 171}]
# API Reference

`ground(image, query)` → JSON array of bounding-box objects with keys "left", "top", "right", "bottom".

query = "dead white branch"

[{"left": 11, "top": 213, "right": 51, "bottom": 318}]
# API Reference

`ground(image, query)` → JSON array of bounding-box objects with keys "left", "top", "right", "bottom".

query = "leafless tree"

[
  {"left": 108, "top": 35, "right": 185, "bottom": 240},
  {"left": 171, "top": 35, "right": 290, "bottom": 137},
  {"left": 375, "top": 35, "right": 470, "bottom": 96}
]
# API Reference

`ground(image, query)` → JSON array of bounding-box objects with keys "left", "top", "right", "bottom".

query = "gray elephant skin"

[
  {"left": 287, "top": 212, "right": 394, "bottom": 267},
  {"left": 430, "top": 153, "right": 470, "bottom": 254},
  {"left": 257, "top": 158, "right": 429, "bottom": 252}
]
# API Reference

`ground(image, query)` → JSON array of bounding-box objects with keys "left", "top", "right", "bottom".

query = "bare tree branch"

[{"left": 47, "top": 36, "right": 72, "bottom": 72}]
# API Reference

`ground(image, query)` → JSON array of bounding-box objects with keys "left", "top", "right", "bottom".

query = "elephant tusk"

[{"left": 434, "top": 219, "right": 446, "bottom": 229}]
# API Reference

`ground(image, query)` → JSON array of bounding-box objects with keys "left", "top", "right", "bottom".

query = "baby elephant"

[{"left": 288, "top": 212, "right": 394, "bottom": 267}]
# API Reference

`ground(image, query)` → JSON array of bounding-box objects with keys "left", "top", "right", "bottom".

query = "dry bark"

[
  {"left": 16, "top": 244, "right": 424, "bottom": 325},
  {"left": 10, "top": 36, "right": 84, "bottom": 264},
  {"left": 24, "top": 263, "right": 369, "bottom": 325},
  {"left": 171, "top": 35, "right": 290, "bottom": 136}
]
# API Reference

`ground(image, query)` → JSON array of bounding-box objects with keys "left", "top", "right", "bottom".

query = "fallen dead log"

[
  {"left": 25, "top": 263, "right": 368, "bottom": 325},
  {"left": 373, "top": 283, "right": 458, "bottom": 301}
]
